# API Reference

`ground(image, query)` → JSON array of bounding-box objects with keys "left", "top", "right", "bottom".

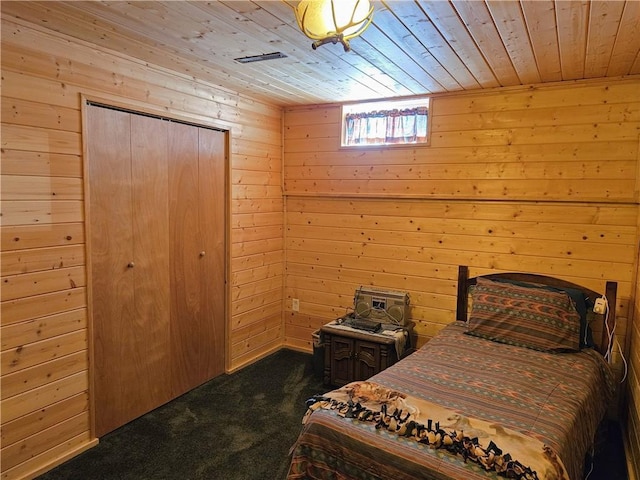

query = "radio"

[{"left": 353, "top": 287, "right": 410, "bottom": 326}]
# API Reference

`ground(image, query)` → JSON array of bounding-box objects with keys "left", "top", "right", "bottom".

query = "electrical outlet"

[
  {"left": 594, "top": 297, "right": 607, "bottom": 314},
  {"left": 292, "top": 298, "right": 300, "bottom": 312}
]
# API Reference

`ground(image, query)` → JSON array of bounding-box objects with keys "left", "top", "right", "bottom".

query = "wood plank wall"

[
  {"left": 0, "top": 17, "right": 283, "bottom": 480},
  {"left": 282, "top": 78, "right": 640, "bottom": 478}
]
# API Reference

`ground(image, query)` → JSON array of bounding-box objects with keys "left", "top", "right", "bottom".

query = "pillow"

[
  {"left": 466, "top": 278, "right": 581, "bottom": 352},
  {"left": 490, "top": 278, "right": 594, "bottom": 349}
]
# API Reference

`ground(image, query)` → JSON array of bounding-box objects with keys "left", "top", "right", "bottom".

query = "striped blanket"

[{"left": 288, "top": 322, "right": 614, "bottom": 480}]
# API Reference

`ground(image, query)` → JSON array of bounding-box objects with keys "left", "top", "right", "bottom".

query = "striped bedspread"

[{"left": 288, "top": 322, "right": 614, "bottom": 480}]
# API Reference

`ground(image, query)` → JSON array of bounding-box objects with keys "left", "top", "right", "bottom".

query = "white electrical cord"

[
  {"left": 600, "top": 295, "right": 629, "bottom": 383},
  {"left": 601, "top": 296, "right": 614, "bottom": 363},
  {"left": 616, "top": 339, "right": 629, "bottom": 383},
  {"left": 584, "top": 444, "right": 595, "bottom": 480}
]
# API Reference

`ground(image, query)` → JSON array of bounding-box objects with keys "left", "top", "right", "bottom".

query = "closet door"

[
  {"left": 169, "top": 124, "right": 226, "bottom": 395},
  {"left": 168, "top": 122, "right": 202, "bottom": 395},
  {"left": 88, "top": 106, "right": 172, "bottom": 436},
  {"left": 88, "top": 107, "right": 134, "bottom": 437},
  {"left": 198, "top": 127, "right": 226, "bottom": 380},
  {"left": 128, "top": 113, "right": 172, "bottom": 410}
]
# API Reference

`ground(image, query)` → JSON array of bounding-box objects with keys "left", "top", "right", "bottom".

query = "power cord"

[
  {"left": 616, "top": 339, "right": 629, "bottom": 383},
  {"left": 599, "top": 295, "right": 628, "bottom": 383},
  {"left": 600, "top": 295, "right": 614, "bottom": 363},
  {"left": 584, "top": 443, "right": 595, "bottom": 480}
]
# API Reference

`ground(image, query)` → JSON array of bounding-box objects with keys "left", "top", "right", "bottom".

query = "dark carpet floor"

[
  {"left": 37, "top": 349, "right": 326, "bottom": 480},
  {"left": 36, "top": 349, "right": 628, "bottom": 480}
]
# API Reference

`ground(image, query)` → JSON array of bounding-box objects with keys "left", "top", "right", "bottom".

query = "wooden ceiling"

[{"left": 3, "top": 1, "right": 640, "bottom": 107}]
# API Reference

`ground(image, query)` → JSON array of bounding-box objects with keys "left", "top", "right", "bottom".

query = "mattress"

[{"left": 288, "top": 321, "right": 614, "bottom": 480}]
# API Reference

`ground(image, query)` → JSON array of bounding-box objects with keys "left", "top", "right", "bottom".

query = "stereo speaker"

[{"left": 354, "top": 287, "right": 410, "bottom": 326}]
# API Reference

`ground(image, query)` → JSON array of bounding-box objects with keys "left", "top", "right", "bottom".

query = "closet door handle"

[
  {"left": 199, "top": 251, "right": 206, "bottom": 257},
  {"left": 127, "top": 262, "right": 135, "bottom": 268}
]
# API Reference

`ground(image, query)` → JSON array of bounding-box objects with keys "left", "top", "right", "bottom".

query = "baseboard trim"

[
  {"left": 284, "top": 344, "right": 312, "bottom": 354},
  {"left": 21, "top": 437, "right": 99, "bottom": 480},
  {"left": 227, "top": 344, "right": 282, "bottom": 374}
]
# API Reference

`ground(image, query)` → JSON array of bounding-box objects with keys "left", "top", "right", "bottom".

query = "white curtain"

[{"left": 345, "top": 107, "right": 428, "bottom": 145}]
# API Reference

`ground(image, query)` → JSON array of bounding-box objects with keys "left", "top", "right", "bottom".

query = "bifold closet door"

[
  {"left": 197, "top": 127, "right": 226, "bottom": 382},
  {"left": 88, "top": 106, "right": 172, "bottom": 437},
  {"left": 168, "top": 123, "right": 225, "bottom": 395}
]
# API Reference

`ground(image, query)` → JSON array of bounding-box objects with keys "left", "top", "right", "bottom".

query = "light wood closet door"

[
  {"left": 169, "top": 123, "right": 225, "bottom": 395},
  {"left": 197, "top": 127, "right": 226, "bottom": 381},
  {"left": 88, "top": 106, "right": 172, "bottom": 437},
  {"left": 129, "top": 113, "right": 171, "bottom": 407}
]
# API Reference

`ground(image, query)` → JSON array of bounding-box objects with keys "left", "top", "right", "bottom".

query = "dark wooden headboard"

[{"left": 455, "top": 265, "right": 617, "bottom": 355}]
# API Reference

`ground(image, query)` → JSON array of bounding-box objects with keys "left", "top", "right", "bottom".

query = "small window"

[{"left": 341, "top": 98, "right": 429, "bottom": 147}]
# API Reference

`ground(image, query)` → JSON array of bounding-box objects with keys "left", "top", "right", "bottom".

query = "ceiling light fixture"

[{"left": 291, "top": 0, "right": 374, "bottom": 52}]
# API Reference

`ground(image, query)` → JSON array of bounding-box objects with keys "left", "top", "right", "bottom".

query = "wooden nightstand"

[{"left": 320, "top": 321, "right": 413, "bottom": 387}]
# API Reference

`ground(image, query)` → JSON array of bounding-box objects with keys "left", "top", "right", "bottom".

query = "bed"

[{"left": 287, "top": 266, "right": 618, "bottom": 480}]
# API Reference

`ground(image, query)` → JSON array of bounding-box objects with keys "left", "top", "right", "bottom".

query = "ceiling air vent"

[{"left": 234, "top": 52, "right": 287, "bottom": 63}]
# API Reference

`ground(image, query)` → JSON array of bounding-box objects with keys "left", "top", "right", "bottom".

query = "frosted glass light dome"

[{"left": 293, "top": 0, "right": 374, "bottom": 51}]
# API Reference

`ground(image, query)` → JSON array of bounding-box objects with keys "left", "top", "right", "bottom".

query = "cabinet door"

[
  {"left": 354, "top": 340, "right": 381, "bottom": 381},
  {"left": 330, "top": 336, "right": 354, "bottom": 386}
]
